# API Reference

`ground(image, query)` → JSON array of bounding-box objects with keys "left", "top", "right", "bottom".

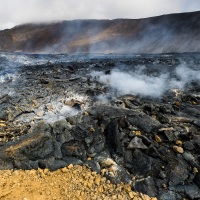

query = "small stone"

[
  {"left": 124, "top": 185, "right": 132, "bottom": 192},
  {"left": 152, "top": 115, "right": 157, "bottom": 119},
  {"left": 127, "top": 136, "right": 148, "bottom": 149},
  {"left": 193, "top": 167, "right": 198, "bottom": 173},
  {"left": 129, "top": 131, "right": 136, "bottom": 137},
  {"left": 90, "top": 127, "right": 95, "bottom": 132},
  {"left": 91, "top": 195, "right": 97, "bottom": 200},
  {"left": 159, "top": 171, "right": 166, "bottom": 179},
  {"left": 162, "top": 183, "right": 167, "bottom": 189},
  {"left": 98, "top": 186, "right": 103, "bottom": 193},
  {"left": 175, "top": 101, "right": 181, "bottom": 106},
  {"left": 94, "top": 177, "right": 101, "bottom": 185},
  {"left": 87, "top": 157, "right": 92, "bottom": 161},
  {"left": 173, "top": 145, "right": 184, "bottom": 154},
  {"left": 175, "top": 140, "right": 182, "bottom": 146},
  {"left": 36, "top": 111, "right": 43, "bottom": 117},
  {"left": 192, "top": 101, "right": 198, "bottom": 105},
  {"left": 61, "top": 167, "right": 68, "bottom": 173},
  {"left": 83, "top": 112, "right": 89, "bottom": 116},
  {"left": 43, "top": 168, "right": 49, "bottom": 174},
  {"left": 0, "top": 123, "right": 6, "bottom": 127},
  {"left": 29, "top": 170, "right": 36, "bottom": 176},
  {"left": 159, "top": 127, "right": 174, "bottom": 131},
  {"left": 155, "top": 135, "right": 162, "bottom": 143},
  {"left": 129, "top": 191, "right": 135, "bottom": 198},
  {"left": 106, "top": 180, "right": 110, "bottom": 184},
  {"left": 47, "top": 105, "right": 53, "bottom": 110},
  {"left": 38, "top": 168, "right": 44, "bottom": 174},
  {"left": 117, "top": 194, "right": 122, "bottom": 199},
  {"left": 91, "top": 172, "right": 97, "bottom": 175},
  {"left": 100, "top": 158, "right": 116, "bottom": 167},
  {"left": 87, "top": 182, "right": 93, "bottom": 188},
  {"left": 13, "top": 171, "right": 20, "bottom": 176},
  {"left": 135, "top": 131, "right": 141, "bottom": 135},
  {"left": 140, "top": 194, "right": 151, "bottom": 200},
  {"left": 31, "top": 100, "right": 38, "bottom": 106},
  {"left": 108, "top": 172, "right": 115, "bottom": 178},
  {"left": 68, "top": 164, "right": 73, "bottom": 169},
  {"left": 112, "top": 195, "right": 117, "bottom": 199},
  {"left": 185, "top": 126, "right": 190, "bottom": 133}
]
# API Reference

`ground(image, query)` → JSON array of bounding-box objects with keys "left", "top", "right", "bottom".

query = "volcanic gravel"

[{"left": 0, "top": 165, "right": 155, "bottom": 200}]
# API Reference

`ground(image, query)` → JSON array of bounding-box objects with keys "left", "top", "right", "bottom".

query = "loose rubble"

[{"left": 0, "top": 165, "right": 155, "bottom": 200}]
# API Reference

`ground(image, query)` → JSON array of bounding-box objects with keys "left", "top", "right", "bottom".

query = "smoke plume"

[{"left": 91, "top": 64, "right": 200, "bottom": 98}]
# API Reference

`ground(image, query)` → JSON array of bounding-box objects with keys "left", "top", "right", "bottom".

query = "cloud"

[{"left": 0, "top": 0, "right": 200, "bottom": 30}]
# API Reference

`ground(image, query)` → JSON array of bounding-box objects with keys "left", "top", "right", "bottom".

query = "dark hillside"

[{"left": 0, "top": 11, "right": 200, "bottom": 53}]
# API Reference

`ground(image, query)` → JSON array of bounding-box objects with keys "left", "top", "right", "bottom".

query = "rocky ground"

[{"left": 0, "top": 53, "right": 200, "bottom": 199}]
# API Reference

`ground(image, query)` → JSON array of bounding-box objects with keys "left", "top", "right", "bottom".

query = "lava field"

[{"left": 0, "top": 52, "right": 200, "bottom": 199}]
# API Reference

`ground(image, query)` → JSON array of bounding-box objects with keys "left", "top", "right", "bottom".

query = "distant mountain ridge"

[{"left": 0, "top": 11, "right": 200, "bottom": 54}]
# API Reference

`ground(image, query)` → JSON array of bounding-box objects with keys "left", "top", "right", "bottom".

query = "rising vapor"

[{"left": 91, "top": 64, "right": 200, "bottom": 97}]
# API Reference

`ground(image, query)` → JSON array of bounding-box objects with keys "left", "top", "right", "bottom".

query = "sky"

[{"left": 0, "top": 0, "right": 200, "bottom": 30}]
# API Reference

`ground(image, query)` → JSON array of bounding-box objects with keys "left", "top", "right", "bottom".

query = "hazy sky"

[{"left": 0, "top": 0, "right": 200, "bottom": 30}]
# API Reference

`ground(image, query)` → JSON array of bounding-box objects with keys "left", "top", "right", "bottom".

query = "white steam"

[
  {"left": 43, "top": 103, "right": 79, "bottom": 123},
  {"left": 176, "top": 64, "right": 200, "bottom": 82},
  {"left": 42, "top": 93, "right": 89, "bottom": 123},
  {"left": 91, "top": 64, "right": 200, "bottom": 97},
  {"left": 0, "top": 73, "right": 18, "bottom": 83}
]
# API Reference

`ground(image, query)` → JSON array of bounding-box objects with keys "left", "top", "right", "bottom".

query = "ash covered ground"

[{"left": 0, "top": 52, "right": 200, "bottom": 199}]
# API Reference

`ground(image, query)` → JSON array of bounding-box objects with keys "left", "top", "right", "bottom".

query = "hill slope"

[{"left": 0, "top": 11, "right": 200, "bottom": 54}]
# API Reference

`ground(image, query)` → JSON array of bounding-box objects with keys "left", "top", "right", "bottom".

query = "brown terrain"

[
  {"left": 0, "top": 11, "right": 200, "bottom": 54},
  {"left": 0, "top": 165, "right": 156, "bottom": 200}
]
